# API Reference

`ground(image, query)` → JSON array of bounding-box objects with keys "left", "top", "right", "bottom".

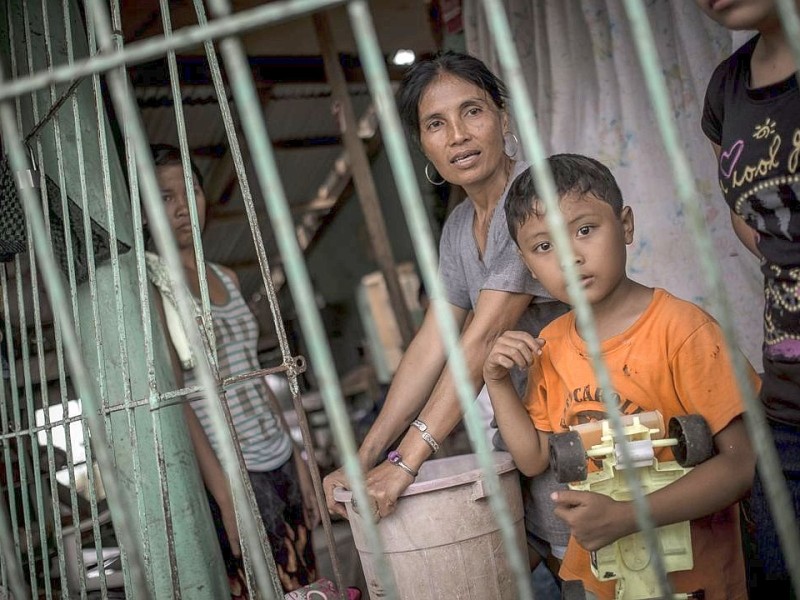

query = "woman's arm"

[
  {"left": 323, "top": 300, "right": 467, "bottom": 517},
  {"left": 363, "top": 290, "right": 536, "bottom": 517},
  {"left": 355, "top": 300, "right": 470, "bottom": 467},
  {"left": 553, "top": 416, "right": 754, "bottom": 551}
]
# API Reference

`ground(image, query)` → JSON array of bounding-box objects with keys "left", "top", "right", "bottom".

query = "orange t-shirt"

[{"left": 526, "top": 289, "right": 758, "bottom": 600}]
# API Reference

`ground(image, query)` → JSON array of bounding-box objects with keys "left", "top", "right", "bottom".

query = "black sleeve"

[{"left": 701, "top": 60, "right": 727, "bottom": 146}]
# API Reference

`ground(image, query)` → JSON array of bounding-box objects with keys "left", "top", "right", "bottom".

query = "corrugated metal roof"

[{"left": 137, "top": 78, "right": 379, "bottom": 302}]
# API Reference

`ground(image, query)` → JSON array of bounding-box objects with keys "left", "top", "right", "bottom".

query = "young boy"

[{"left": 484, "top": 154, "right": 758, "bottom": 599}]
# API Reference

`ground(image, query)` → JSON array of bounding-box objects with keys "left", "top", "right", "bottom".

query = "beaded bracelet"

[
  {"left": 411, "top": 419, "right": 440, "bottom": 453},
  {"left": 387, "top": 450, "right": 418, "bottom": 478}
]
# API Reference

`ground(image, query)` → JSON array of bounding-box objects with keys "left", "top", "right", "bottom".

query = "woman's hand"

[
  {"left": 365, "top": 461, "right": 415, "bottom": 519},
  {"left": 484, "top": 330, "right": 544, "bottom": 383},
  {"left": 323, "top": 466, "right": 351, "bottom": 519}
]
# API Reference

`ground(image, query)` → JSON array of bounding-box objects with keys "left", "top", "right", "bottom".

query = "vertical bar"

[
  {"left": 183, "top": 1, "right": 286, "bottom": 594},
  {"left": 51, "top": 2, "right": 102, "bottom": 593},
  {"left": 0, "top": 67, "right": 151, "bottom": 600},
  {"left": 189, "top": 0, "right": 349, "bottom": 593},
  {"left": 622, "top": 0, "right": 800, "bottom": 594},
  {"left": 479, "top": 1, "right": 676, "bottom": 596},
  {"left": 109, "top": 1, "right": 186, "bottom": 594},
  {"left": 346, "top": 1, "right": 535, "bottom": 597},
  {"left": 5, "top": 7, "right": 41, "bottom": 590},
  {"left": 35, "top": 0, "right": 80, "bottom": 594},
  {"left": 0, "top": 270, "right": 30, "bottom": 600},
  {"left": 202, "top": 0, "right": 399, "bottom": 596},
  {"left": 157, "top": 0, "right": 215, "bottom": 358},
  {"left": 83, "top": 1, "right": 280, "bottom": 596}
]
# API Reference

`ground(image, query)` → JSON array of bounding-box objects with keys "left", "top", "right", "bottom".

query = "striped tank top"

[{"left": 184, "top": 264, "right": 292, "bottom": 472}]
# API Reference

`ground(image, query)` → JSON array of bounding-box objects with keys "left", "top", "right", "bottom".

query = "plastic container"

[{"left": 334, "top": 452, "right": 526, "bottom": 599}]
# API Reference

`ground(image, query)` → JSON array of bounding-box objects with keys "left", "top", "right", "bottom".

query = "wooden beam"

[{"left": 314, "top": 12, "right": 416, "bottom": 348}]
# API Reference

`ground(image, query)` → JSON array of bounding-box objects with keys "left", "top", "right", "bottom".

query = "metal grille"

[{"left": 0, "top": 1, "right": 798, "bottom": 599}]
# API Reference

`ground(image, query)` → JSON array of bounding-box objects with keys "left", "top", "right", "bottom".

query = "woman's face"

[
  {"left": 155, "top": 163, "right": 207, "bottom": 249},
  {"left": 417, "top": 72, "right": 508, "bottom": 191}
]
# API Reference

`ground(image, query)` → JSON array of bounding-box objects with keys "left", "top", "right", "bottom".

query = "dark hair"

[
  {"left": 505, "top": 154, "right": 624, "bottom": 244},
  {"left": 150, "top": 143, "right": 204, "bottom": 188},
  {"left": 396, "top": 51, "right": 508, "bottom": 145}
]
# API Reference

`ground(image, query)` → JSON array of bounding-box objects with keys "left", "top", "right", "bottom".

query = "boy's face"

[
  {"left": 515, "top": 192, "right": 634, "bottom": 308},
  {"left": 694, "top": 0, "right": 784, "bottom": 31}
]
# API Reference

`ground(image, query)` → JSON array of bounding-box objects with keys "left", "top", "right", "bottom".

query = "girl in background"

[{"left": 697, "top": 0, "right": 800, "bottom": 594}]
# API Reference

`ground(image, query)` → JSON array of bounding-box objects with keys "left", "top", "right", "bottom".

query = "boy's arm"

[
  {"left": 553, "top": 416, "right": 754, "bottom": 551},
  {"left": 484, "top": 331, "right": 550, "bottom": 477}
]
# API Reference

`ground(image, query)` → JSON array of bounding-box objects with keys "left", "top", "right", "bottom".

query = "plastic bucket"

[{"left": 334, "top": 452, "right": 526, "bottom": 599}]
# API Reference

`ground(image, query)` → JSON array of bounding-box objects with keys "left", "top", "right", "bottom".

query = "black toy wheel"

[
  {"left": 549, "top": 430, "right": 587, "bottom": 483},
  {"left": 669, "top": 414, "right": 715, "bottom": 467},
  {"left": 561, "top": 579, "right": 587, "bottom": 600}
]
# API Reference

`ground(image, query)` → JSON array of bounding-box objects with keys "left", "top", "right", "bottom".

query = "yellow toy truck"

[{"left": 549, "top": 411, "right": 714, "bottom": 600}]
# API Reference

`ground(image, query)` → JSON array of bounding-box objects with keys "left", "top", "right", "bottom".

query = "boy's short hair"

[{"left": 505, "top": 154, "right": 624, "bottom": 244}]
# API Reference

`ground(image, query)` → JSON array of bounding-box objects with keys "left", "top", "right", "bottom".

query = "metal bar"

[
  {"left": 21, "top": 253, "right": 59, "bottom": 600},
  {"left": 36, "top": 0, "right": 85, "bottom": 594},
  {"left": 115, "top": 1, "right": 188, "bottom": 594},
  {"left": 480, "top": 1, "right": 675, "bottom": 596},
  {"left": 347, "top": 1, "right": 535, "bottom": 597},
  {"left": 314, "top": 11, "right": 416, "bottom": 350},
  {"left": 0, "top": 64, "right": 151, "bottom": 600},
  {"left": 82, "top": 0, "right": 281, "bottom": 596},
  {"left": 622, "top": 1, "right": 800, "bottom": 594},
  {"left": 5, "top": 8, "right": 42, "bottom": 591},
  {"left": 189, "top": 0, "right": 348, "bottom": 592},
  {"left": 56, "top": 3, "right": 119, "bottom": 591},
  {"left": 202, "top": 0, "right": 398, "bottom": 596},
  {"left": 17, "top": 6, "right": 57, "bottom": 586},
  {"left": 0, "top": 269, "right": 30, "bottom": 600},
  {"left": 0, "top": 0, "right": 348, "bottom": 103},
  {"left": 158, "top": 0, "right": 215, "bottom": 365}
]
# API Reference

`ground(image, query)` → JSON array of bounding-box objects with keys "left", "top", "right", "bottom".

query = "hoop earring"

[
  {"left": 504, "top": 132, "right": 520, "bottom": 158},
  {"left": 424, "top": 162, "right": 446, "bottom": 186}
]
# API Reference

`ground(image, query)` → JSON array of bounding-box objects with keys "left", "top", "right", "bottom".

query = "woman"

[
  {"left": 146, "top": 144, "right": 318, "bottom": 594},
  {"left": 322, "top": 52, "right": 570, "bottom": 569}
]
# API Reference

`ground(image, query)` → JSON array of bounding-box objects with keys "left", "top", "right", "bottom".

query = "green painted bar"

[
  {"left": 1, "top": 0, "right": 231, "bottom": 597},
  {"left": 479, "top": 1, "right": 677, "bottom": 596},
  {"left": 622, "top": 1, "right": 800, "bottom": 594},
  {"left": 0, "top": 0, "right": 349, "bottom": 103},
  {"left": 202, "top": 0, "right": 398, "bottom": 596},
  {"left": 347, "top": 1, "right": 534, "bottom": 597}
]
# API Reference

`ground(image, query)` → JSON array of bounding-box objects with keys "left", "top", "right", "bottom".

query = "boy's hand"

[
  {"left": 551, "top": 490, "right": 636, "bottom": 551},
  {"left": 483, "top": 331, "right": 544, "bottom": 382}
]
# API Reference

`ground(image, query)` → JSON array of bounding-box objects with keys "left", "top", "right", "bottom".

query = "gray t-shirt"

[
  {"left": 437, "top": 161, "right": 571, "bottom": 550},
  {"left": 437, "top": 160, "right": 567, "bottom": 395}
]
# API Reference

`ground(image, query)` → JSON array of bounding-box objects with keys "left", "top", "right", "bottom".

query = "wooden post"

[{"left": 313, "top": 11, "right": 416, "bottom": 349}]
